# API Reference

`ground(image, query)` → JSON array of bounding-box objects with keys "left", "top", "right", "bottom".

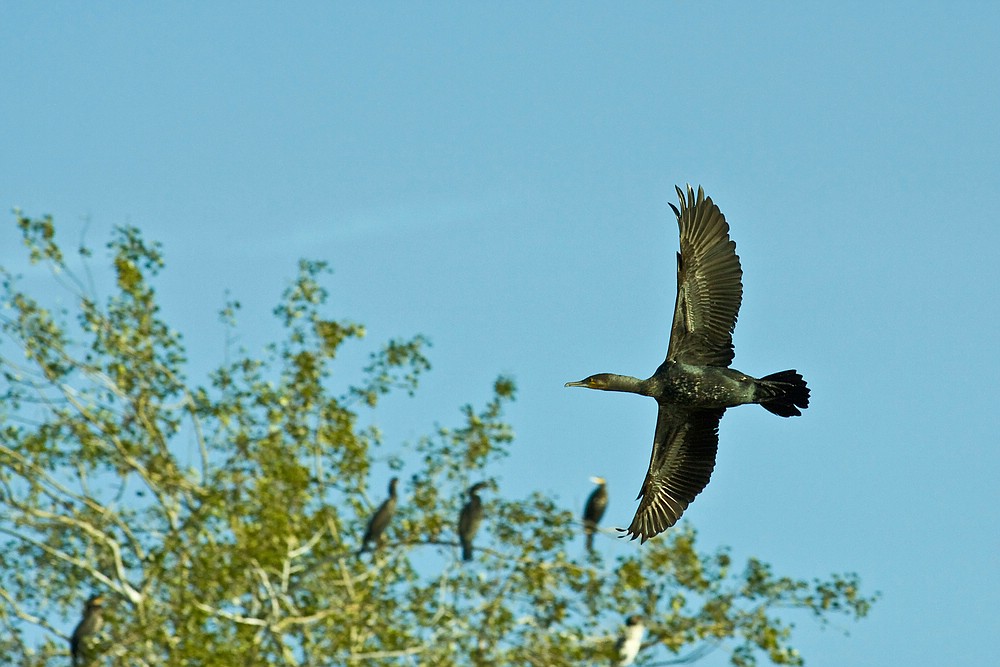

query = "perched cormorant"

[
  {"left": 582, "top": 476, "right": 608, "bottom": 552},
  {"left": 358, "top": 477, "right": 398, "bottom": 554},
  {"left": 566, "top": 186, "right": 809, "bottom": 543},
  {"left": 70, "top": 594, "right": 105, "bottom": 667},
  {"left": 457, "top": 481, "right": 488, "bottom": 561},
  {"left": 613, "top": 615, "right": 645, "bottom": 666}
]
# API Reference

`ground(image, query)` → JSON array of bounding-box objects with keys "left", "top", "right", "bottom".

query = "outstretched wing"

[
  {"left": 665, "top": 185, "right": 743, "bottom": 367},
  {"left": 622, "top": 404, "right": 724, "bottom": 543}
]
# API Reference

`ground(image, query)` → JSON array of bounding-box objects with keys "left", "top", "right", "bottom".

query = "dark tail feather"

[
  {"left": 584, "top": 521, "right": 597, "bottom": 552},
  {"left": 757, "top": 370, "right": 810, "bottom": 417},
  {"left": 461, "top": 538, "right": 473, "bottom": 562}
]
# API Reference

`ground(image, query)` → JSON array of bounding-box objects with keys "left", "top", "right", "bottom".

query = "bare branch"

[
  {"left": 0, "top": 526, "right": 137, "bottom": 603},
  {"left": 0, "top": 588, "right": 67, "bottom": 639},
  {"left": 347, "top": 646, "right": 424, "bottom": 661},
  {"left": 192, "top": 601, "right": 268, "bottom": 628}
]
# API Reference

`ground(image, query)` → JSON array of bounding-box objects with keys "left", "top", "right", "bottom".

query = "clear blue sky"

[{"left": 3, "top": 3, "right": 999, "bottom": 665}]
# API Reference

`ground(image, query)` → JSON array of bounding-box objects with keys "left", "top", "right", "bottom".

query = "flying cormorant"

[
  {"left": 70, "top": 594, "right": 105, "bottom": 667},
  {"left": 613, "top": 615, "right": 645, "bottom": 666},
  {"left": 457, "top": 481, "right": 488, "bottom": 561},
  {"left": 358, "top": 477, "right": 398, "bottom": 554},
  {"left": 582, "top": 476, "right": 608, "bottom": 552},
  {"left": 566, "top": 185, "right": 809, "bottom": 543}
]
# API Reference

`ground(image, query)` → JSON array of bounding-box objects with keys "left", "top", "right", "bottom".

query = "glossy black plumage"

[
  {"left": 582, "top": 476, "right": 608, "bottom": 552},
  {"left": 70, "top": 594, "right": 105, "bottom": 667},
  {"left": 566, "top": 186, "right": 810, "bottom": 543},
  {"left": 457, "top": 482, "right": 487, "bottom": 561},
  {"left": 358, "top": 477, "right": 398, "bottom": 554}
]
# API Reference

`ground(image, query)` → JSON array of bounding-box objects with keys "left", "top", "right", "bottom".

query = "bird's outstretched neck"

[{"left": 565, "top": 373, "right": 650, "bottom": 395}]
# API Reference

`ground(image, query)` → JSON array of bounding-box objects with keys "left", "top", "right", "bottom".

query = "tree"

[{"left": 0, "top": 213, "right": 876, "bottom": 666}]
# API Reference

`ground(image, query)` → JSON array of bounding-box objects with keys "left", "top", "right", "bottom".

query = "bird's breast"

[{"left": 659, "top": 362, "right": 755, "bottom": 408}]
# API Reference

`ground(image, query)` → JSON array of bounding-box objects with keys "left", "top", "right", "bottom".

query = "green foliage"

[{"left": 0, "top": 213, "right": 877, "bottom": 666}]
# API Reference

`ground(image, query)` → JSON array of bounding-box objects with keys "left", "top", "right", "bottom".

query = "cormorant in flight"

[
  {"left": 457, "top": 481, "right": 488, "bottom": 561},
  {"left": 70, "top": 594, "right": 105, "bottom": 667},
  {"left": 582, "top": 476, "right": 608, "bottom": 552},
  {"left": 358, "top": 477, "right": 398, "bottom": 554},
  {"left": 566, "top": 185, "right": 809, "bottom": 543}
]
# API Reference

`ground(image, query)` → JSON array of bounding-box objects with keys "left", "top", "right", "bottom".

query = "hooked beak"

[{"left": 564, "top": 380, "right": 587, "bottom": 388}]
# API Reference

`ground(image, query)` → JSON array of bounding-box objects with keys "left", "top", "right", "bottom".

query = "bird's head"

[
  {"left": 589, "top": 476, "right": 606, "bottom": 486},
  {"left": 468, "top": 481, "right": 490, "bottom": 495},
  {"left": 564, "top": 373, "right": 615, "bottom": 390},
  {"left": 85, "top": 595, "right": 106, "bottom": 611}
]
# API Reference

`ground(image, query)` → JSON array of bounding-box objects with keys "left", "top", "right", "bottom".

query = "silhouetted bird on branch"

[
  {"left": 457, "top": 481, "right": 488, "bottom": 561},
  {"left": 582, "top": 476, "right": 608, "bottom": 552},
  {"left": 566, "top": 185, "right": 809, "bottom": 543},
  {"left": 358, "top": 477, "right": 398, "bottom": 554},
  {"left": 70, "top": 594, "right": 106, "bottom": 667},
  {"left": 613, "top": 614, "right": 645, "bottom": 666}
]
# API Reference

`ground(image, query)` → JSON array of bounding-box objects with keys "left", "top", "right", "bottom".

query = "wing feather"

[
  {"left": 622, "top": 404, "right": 724, "bottom": 543},
  {"left": 666, "top": 185, "right": 743, "bottom": 367}
]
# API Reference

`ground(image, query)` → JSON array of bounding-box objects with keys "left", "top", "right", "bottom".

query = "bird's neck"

[{"left": 599, "top": 374, "right": 651, "bottom": 396}]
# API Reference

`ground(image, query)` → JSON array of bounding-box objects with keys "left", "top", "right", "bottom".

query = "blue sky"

[{"left": 2, "top": 2, "right": 999, "bottom": 665}]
